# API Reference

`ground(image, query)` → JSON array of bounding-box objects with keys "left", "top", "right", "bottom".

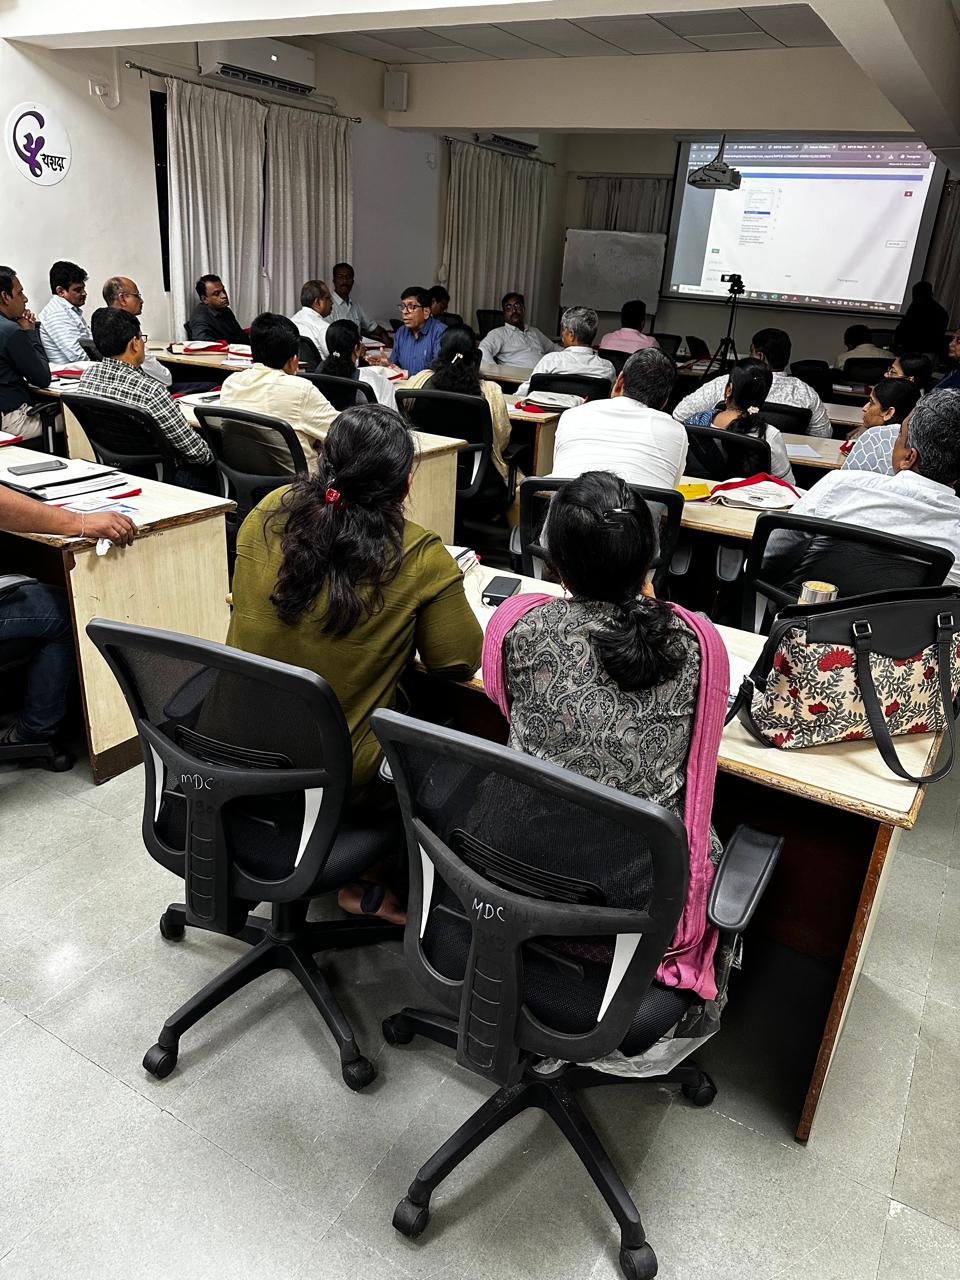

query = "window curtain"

[
  {"left": 166, "top": 79, "right": 267, "bottom": 339},
  {"left": 262, "top": 106, "right": 352, "bottom": 317},
  {"left": 440, "top": 139, "right": 548, "bottom": 332},
  {"left": 582, "top": 176, "right": 673, "bottom": 235},
  {"left": 926, "top": 180, "right": 960, "bottom": 325}
]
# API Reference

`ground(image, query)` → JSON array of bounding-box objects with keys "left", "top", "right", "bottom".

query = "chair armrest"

[
  {"left": 0, "top": 575, "right": 38, "bottom": 603},
  {"left": 715, "top": 544, "right": 745, "bottom": 584},
  {"left": 669, "top": 539, "right": 693, "bottom": 578},
  {"left": 707, "top": 824, "right": 783, "bottom": 933}
]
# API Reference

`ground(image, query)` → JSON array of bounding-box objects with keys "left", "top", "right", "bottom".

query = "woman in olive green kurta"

[{"left": 227, "top": 405, "right": 482, "bottom": 811}]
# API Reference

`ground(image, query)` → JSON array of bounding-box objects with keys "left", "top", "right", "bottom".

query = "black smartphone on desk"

[
  {"left": 8, "top": 459, "right": 68, "bottom": 476},
  {"left": 481, "top": 575, "right": 521, "bottom": 607}
]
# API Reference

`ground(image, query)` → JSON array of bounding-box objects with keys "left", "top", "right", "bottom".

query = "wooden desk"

[
  {"left": 480, "top": 362, "right": 533, "bottom": 390},
  {"left": 505, "top": 399, "right": 562, "bottom": 475},
  {"left": 437, "top": 562, "right": 939, "bottom": 1141},
  {"left": 783, "top": 434, "right": 842, "bottom": 471},
  {"left": 678, "top": 480, "right": 759, "bottom": 541},
  {"left": 153, "top": 347, "right": 242, "bottom": 375},
  {"left": 0, "top": 445, "right": 234, "bottom": 782},
  {"left": 825, "top": 402, "right": 864, "bottom": 430}
]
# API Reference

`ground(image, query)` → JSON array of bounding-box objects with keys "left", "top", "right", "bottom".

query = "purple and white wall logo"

[{"left": 5, "top": 102, "right": 72, "bottom": 186}]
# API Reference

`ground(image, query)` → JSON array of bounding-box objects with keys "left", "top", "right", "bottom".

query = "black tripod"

[{"left": 701, "top": 275, "right": 744, "bottom": 383}]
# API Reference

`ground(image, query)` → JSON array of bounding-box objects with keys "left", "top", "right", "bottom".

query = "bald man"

[{"left": 102, "top": 276, "right": 172, "bottom": 386}]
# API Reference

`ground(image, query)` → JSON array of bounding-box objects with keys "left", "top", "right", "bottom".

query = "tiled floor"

[{"left": 1, "top": 756, "right": 958, "bottom": 1279}]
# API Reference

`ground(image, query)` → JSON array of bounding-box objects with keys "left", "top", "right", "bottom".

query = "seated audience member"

[
  {"left": 76, "top": 308, "right": 215, "bottom": 489},
  {"left": 404, "top": 324, "right": 512, "bottom": 481},
  {"left": 0, "top": 265, "right": 51, "bottom": 440},
  {"left": 478, "top": 292, "right": 559, "bottom": 369},
  {"left": 934, "top": 327, "right": 960, "bottom": 391},
  {"left": 218, "top": 312, "right": 338, "bottom": 470},
  {"left": 389, "top": 286, "right": 444, "bottom": 378},
  {"left": 683, "top": 358, "right": 794, "bottom": 483},
  {"left": 551, "top": 348, "right": 685, "bottom": 488},
  {"left": 895, "top": 281, "right": 948, "bottom": 355},
  {"left": 37, "top": 260, "right": 91, "bottom": 364},
  {"left": 599, "top": 300, "right": 660, "bottom": 355},
  {"left": 885, "top": 352, "right": 932, "bottom": 390},
  {"left": 841, "top": 377, "right": 922, "bottom": 473},
  {"left": 321, "top": 319, "right": 399, "bottom": 409},
  {"left": 102, "top": 276, "right": 171, "bottom": 386},
  {"left": 290, "top": 279, "right": 333, "bottom": 360},
  {"left": 329, "top": 262, "right": 391, "bottom": 345},
  {"left": 428, "top": 285, "right": 450, "bottom": 320},
  {"left": 765, "top": 389, "right": 960, "bottom": 587},
  {"left": 187, "top": 275, "right": 247, "bottom": 344},
  {"left": 834, "top": 324, "right": 891, "bottom": 369},
  {"left": 0, "top": 485, "right": 134, "bottom": 754},
  {"left": 674, "top": 327, "right": 832, "bottom": 438},
  {"left": 516, "top": 307, "right": 615, "bottom": 397}
]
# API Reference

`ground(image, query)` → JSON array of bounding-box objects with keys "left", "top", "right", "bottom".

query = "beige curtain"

[
  {"left": 926, "top": 180, "right": 960, "bottom": 324},
  {"left": 582, "top": 176, "right": 673, "bottom": 235},
  {"left": 166, "top": 79, "right": 267, "bottom": 338},
  {"left": 440, "top": 139, "right": 548, "bottom": 332},
  {"left": 262, "top": 106, "right": 352, "bottom": 317}
]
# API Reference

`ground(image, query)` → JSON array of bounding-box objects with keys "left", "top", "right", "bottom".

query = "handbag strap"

[{"left": 853, "top": 614, "right": 958, "bottom": 784}]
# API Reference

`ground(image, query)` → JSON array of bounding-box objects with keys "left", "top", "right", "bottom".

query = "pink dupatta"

[{"left": 481, "top": 593, "right": 728, "bottom": 1001}]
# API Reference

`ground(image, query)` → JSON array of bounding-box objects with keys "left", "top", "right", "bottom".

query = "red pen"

[{"left": 108, "top": 488, "right": 142, "bottom": 499}]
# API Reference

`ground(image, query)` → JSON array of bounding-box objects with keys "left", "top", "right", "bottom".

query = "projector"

[{"left": 687, "top": 136, "right": 741, "bottom": 191}]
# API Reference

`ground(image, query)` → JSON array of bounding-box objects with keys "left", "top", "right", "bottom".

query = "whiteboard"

[{"left": 560, "top": 230, "right": 666, "bottom": 314}]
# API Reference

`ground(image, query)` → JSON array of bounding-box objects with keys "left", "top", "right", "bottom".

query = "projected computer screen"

[{"left": 664, "top": 140, "right": 945, "bottom": 315}]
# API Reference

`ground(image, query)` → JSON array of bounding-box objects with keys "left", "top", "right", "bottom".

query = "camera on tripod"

[{"left": 721, "top": 272, "right": 744, "bottom": 296}]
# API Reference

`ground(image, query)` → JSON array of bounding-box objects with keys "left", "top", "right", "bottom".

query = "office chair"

[
  {"left": 85, "top": 619, "right": 403, "bottom": 1088},
  {"left": 760, "top": 401, "right": 813, "bottom": 434},
  {"left": 789, "top": 360, "right": 832, "bottom": 404},
  {"left": 297, "top": 336, "right": 322, "bottom": 371},
  {"left": 837, "top": 358, "right": 888, "bottom": 387},
  {"left": 78, "top": 337, "right": 102, "bottom": 361},
  {"left": 600, "top": 348, "right": 630, "bottom": 375},
  {"left": 60, "top": 392, "right": 180, "bottom": 484},
  {"left": 298, "top": 372, "right": 376, "bottom": 411},
  {"left": 685, "top": 335, "right": 710, "bottom": 361},
  {"left": 740, "top": 511, "right": 954, "bottom": 631},
  {"left": 437, "top": 312, "right": 463, "bottom": 328},
  {"left": 684, "top": 422, "right": 772, "bottom": 481},
  {"left": 0, "top": 576, "right": 73, "bottom": 771},
  {"left": 183, "top": 320, "right": 194, "bottom": 340},
  {"left": 517, "top": 476, "right": 684, "bottom": 595},
  {"left": 870, "top": 329, "right": 896, "bottom": 349},
  {"left": 528, "top": 372, "right": 612, "bottom": 403},
  {"left": 19, "top": 401, "right": 63, "bottom": 455},
  {"left": 373, "top": 709, "right": 782, "bottom": 1280},
  {"left": 475, "top": 309, "right": 501, "bottom": 340},
  {"left": 651, "top": 332, "right": 682, "bottom": 358}
]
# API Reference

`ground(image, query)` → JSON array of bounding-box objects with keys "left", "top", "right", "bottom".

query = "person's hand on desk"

[{"left": 81, "top": 511, "right": 137, "bottom": 546}]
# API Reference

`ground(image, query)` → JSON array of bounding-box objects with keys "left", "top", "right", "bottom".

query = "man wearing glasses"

[
  {"left": 102, "top": 276, "right": 172, "bottom": 386},
  {"left": 187, "top": 275, "right": 247, "bottom": 344},
  {"left": 390, "top": 286, "right": 443, "bottom": 377}
]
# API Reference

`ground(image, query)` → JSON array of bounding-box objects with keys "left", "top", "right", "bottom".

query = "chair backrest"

[
  {"left": 395, "top": 386, "right": 495, "bottom": 500},
  {"left": 788, "top": 361, "right": 832, "bottom": 404},
  {"left": 601, "top": 348, "right": 631, "bottom": 375},
  {"left": 870, "top": 329, "right": 896, "bottom": 348},
  {"left": 438, "top": 312, "right": 464, "bottom": 328},
  {"left": 760, "top": 401, "right": 813, "bottom": 434},
  {"left": 61, "top": 391, "right": 179, "bottom": 484},
  {"left": 476, "top": 309, "right": 501, "bottom": 340},
  {"left": 838, "top": 358, "right": 888, "bottom": 387},
  {"left": 743, "top": 511, "right": 954, "bottom": 630},
  {"left": 297, "top": 336, "right": 322, "bottom": 372},
  {"left": 183, "top": 319, "right": 194, "bottom": 340},
  {"left": 528, "top": 372, "right": 611, "bottom": 403},
  {"left": 685, "top": 335, "right": 710, "bottom": 361},
  {"left": 390, "top": 317, "right": 402, "bottom": 333},
  {"left": 78, "top": 337, "right": 102, "bottom": 362},
  {"left": 192, "top": 405, "right": 307, "bottom": 517},
  {"left": 518, "top": 476, "right": 683, "bottom": 593},
  {"left": 298, "top": 371, "right": 376, "bottom": 411},
  {"left": 371, "top": 708, "right": 688, "bottom": 1086},
  {"left": 652, "top": 333, "right": 682, "bottom": 358},
  {"left": 86, "top": 620, "right": 354, "bottom": 928},
  {"left": 683, "top": 422, "right": 772, "bottom": 481}
]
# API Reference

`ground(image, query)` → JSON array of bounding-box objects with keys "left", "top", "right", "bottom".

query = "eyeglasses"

[
  {"left": 123, "top": 291, "right": 144, "bottom": 302},
  {"left": 399, "top": 302, "right": 425, "bottom": 314},
  {"left": 138, "top": 333, "right": 149, "bottom": 343}
]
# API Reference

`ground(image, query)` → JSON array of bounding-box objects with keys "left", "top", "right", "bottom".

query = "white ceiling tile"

[
  {"left": 687, "top": 31, "right": 784, "bottom": 49},
  {"left": 410, "top": 44, "right": 497, "bottom": 61},
  {"left": 321, "top": 32, "right": 437, "bottom": 62},
  {"left": 426, "top": 24, "right": 562, "bottom": 59},
  {"left": 495, "top": 20, "right": 627, "bottom": 57},
  {"left": 573, "top": 15, "right": 692, "bottom": 54},
  {"left": 364, "top": 28, "right": 454, "bottom": 49},
  {"left": 655, "top": 9, "right": 761, "bottom": 36},
  {"left": 749, "top": 4, "right": 839, "bottom": 46}
]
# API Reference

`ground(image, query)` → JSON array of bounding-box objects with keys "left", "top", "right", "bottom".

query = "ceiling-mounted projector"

[{"left": 687, "top": 136, "right": 741, "bottom": 191}]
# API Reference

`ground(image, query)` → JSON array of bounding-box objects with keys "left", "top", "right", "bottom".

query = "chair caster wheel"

[
  {"left": 619, "top": 1243, "right": 658, "bottom": 1279},
  {"left": 159, "top": 910, "right": 185, "bottom": 941},
  {"left": 681, "top": 1072, "right": 716, "bottom": 1107},
  {"left": 143, "top": 1043, "right": 177, "bottom": 1079},
  {"left": 341, "top": 1056, "right": 376, "bottom": 1091},
  {"left": 382, "top": 1014, "right": 414, "bottom": 1046},
  {"left": 393, "top": 1196, "right": 430, "bottom": 1239}
]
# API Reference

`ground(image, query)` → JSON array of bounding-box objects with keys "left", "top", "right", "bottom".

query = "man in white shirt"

[
  {"left": 516, "top": 307, "right": 615, "bottom": 397},
  {"left": 290, "top": 280, "right": 334, "bottom": 361},
  {"left": 37, "top": 260, "right": 91, "bottom": 364},
  {"left": 102, "top": 276, "right": 172, "bottom": 387},
  {"left": 834, "top": 324, "right": 891, "bottom": 369},
  {"left": 764, "top": 389, "right": 960, "bottom": 587},
  {"left": 674, "top": 327, "right": 832, "bottom": 438},
  {"left": 479, "top": 292, "right": 558, "bottom": 369},
  {"left": 329, "top": 262, "right": 391, "bottom": 346},
  {"left": 218, "top": 312, "right": 338, "bottom": 472},
  {"left": 550, "top": 347, "right": 687, "bottom": 489}
]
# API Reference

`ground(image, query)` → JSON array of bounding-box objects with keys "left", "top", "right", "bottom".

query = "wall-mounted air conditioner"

[
  {"left": 198, "top": 39, "right": 319, "bottom": 99},
  {"left": 474, "top": 133, "right": 539, "bottom": 157}
]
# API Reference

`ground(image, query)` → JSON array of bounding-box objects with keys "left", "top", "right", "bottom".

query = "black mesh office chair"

[
  {"left": 528, "top": 372, "right": 612, "bottom": 402},
  {"left": 789, "top": 360, "right": 832, "bottom": 404},
  {"left": 0, "top": 576, "right": 73, "bottom": 771},
  {"left": 517, "top": 477, "right": 684, "bottom": 595},
  {"left": 476, "top": 309, "right": 501, "bottom": 340},
  {"left": 685, "top": 335, "right": 710, "bottom": 361},
  {"left": 601, "top": 348, "right": 631, "bottom": 375},
  {"left": 741, "top": 512, "right": 954, "bottom": 631},
  {"left": 437, "top": 312, "right": 463, "bottom": 328},
  {"left": 297, "top": 336, "right": 322, "bottom": 371},
  {"left": 651, "top": 333, "right": 681, "bottom": 358},
  {"left": 684, "top": 423, "right": 772, "bottom": 481},
  {"left": 60, "top": 392, "right": 180, "bottom": 484},
  {"left": 85, "top": 620, "right": 403, "bottom": 1089},
  {"left": 373, "top": 710, "right": 781, "bottom": 1280},
  {"left": 298, "top": 372, "right": 376, "bottom": 411},
  {"left": 78, "top": 337, "right": 102, "bottom": 361},
  {"left": 837, "top": 358, "right": 888, "bottom": 387},
  {"left": 760, "top": 401, "right": 813, "bottom": 434}
]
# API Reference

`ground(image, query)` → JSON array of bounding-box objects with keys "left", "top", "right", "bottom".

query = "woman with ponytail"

[
  {"left": 319, "top": 318, "right": 400, "bottom": 409},
  {"left": 683, "top": 357, "right": 795, "bottom": 482}
]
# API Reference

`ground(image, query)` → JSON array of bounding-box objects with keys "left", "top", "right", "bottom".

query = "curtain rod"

[
  {"left": 123, "top": 60, "right": 362, "bottom": 123},
  {"left": 576, "top": 172, "right": 674, "bottom": 181},
  {"left": 441, "top": 135, "right": 555, "bottom": 167}
]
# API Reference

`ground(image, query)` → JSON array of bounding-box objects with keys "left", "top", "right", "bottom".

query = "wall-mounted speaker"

[{"left": 383, "top": 68, "right": 408, "bottom": 112}]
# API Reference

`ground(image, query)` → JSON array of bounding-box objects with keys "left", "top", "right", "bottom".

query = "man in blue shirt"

[
  {"left": 390, "top": 286, "right": 442, "bottom": 377},
  {"left": 934, "top": 326, "right": 960, "bottom": 391}
]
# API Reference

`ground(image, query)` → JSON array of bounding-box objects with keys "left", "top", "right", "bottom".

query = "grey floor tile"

[
  {"left": 295, "top": 1225, "right": 421, "bottom": 1280},
  {"left": 878, "top": 1202, "right": 960, "bottom": 1280},
  {"left": 0, "top": 1109, "right": 323, "bottom": 1279},
  {"left": 30, "top": 758, "right": 146, "bottom": 822},
  {"left": 805, "top": 975, "right": 922, "bottom": 1194},
  {"left": 927, "top": 867, "right": 960, "bottom": 1011},
  {"left": 861, "top": 850, "right": 946, "bottom": 996},
  {"left": 901, "top": 762, "right": 960, "bottom": 870},
  {"left": 0, "top": 996, "right": 24, "bottom": 1037},
  {"left": 892, "top": 997, "right": 960, "bottom": 1231},
  {"left": 0, "top": 772, "right": 123, "bottom": 888}
]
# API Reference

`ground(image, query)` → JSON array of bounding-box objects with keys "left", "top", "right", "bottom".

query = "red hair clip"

[{"left": 324, "top": 486, "right": 346, "bottom": 509}]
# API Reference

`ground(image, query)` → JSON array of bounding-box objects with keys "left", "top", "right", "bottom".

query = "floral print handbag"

[{"left": 727, "top": 587, "right": 960, "bottom": 783}]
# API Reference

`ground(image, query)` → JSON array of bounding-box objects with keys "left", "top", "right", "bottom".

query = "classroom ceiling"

[{"left": 318, "top": 4, "right": 838, "bottom": 64}]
